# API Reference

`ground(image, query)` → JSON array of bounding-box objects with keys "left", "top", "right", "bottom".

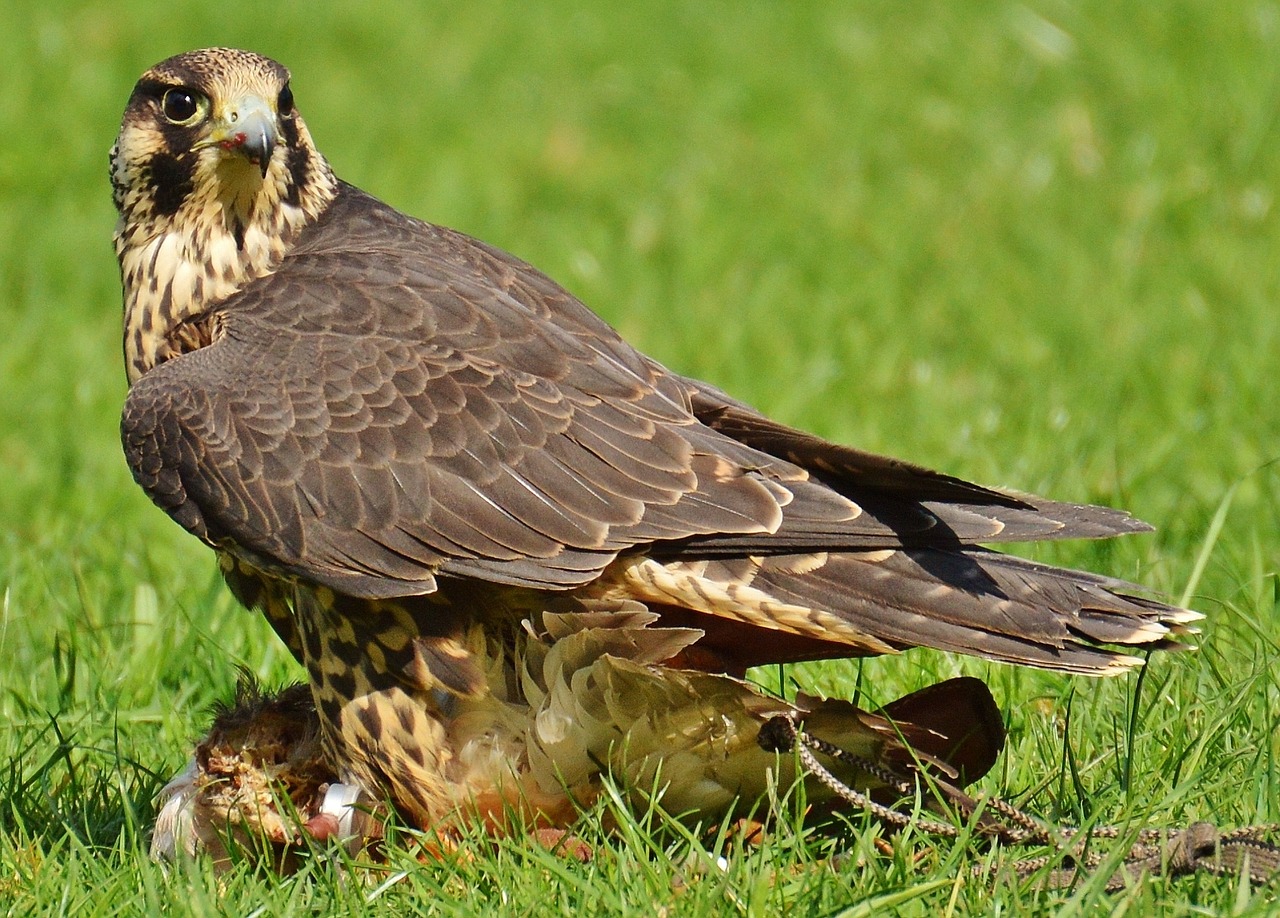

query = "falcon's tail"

[{"left": 601, "top": 549, "right": 1201, "bottom": 675}]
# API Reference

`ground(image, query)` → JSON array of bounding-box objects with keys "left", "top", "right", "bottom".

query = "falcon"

[{"left": 114, "top": 49, "right": 1198, "bottom": 835}]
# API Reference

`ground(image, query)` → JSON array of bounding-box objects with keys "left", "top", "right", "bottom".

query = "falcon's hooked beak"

[{"left": 210, "top": 94, "right": 277, "bottom": 177}]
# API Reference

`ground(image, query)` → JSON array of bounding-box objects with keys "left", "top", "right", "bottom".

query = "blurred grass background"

[{"left": 1, "top": 0, "right": 1279, "bottom": 913}]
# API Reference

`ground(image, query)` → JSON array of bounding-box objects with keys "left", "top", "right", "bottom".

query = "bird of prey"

[{"left": 114, "top": 49, "right": 1198, "bottom": 837}]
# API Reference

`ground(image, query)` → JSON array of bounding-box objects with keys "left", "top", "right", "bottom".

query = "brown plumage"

[{"left": 115, "top": 49, "right": 1197, "bottom": 837}]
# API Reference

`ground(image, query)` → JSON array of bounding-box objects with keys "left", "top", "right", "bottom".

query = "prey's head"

[{"left": 110, "top": 48, "right": 334, "bottom": 234}]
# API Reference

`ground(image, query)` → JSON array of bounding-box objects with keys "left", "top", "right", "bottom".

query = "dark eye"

[
  {"left": 161, "top": 88, "right": 204, "bottom": 125},
  {"left": 277, "top": 83, "right": 294, "bottom": 113}
]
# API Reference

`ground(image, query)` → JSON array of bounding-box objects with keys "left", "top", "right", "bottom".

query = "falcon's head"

[{"left": 112, "top": 48, "right": 337, "bottom": 382}]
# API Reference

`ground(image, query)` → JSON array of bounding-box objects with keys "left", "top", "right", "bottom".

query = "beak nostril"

[{"left": 213, "top": 97, "right": 276, "bottom": 176}]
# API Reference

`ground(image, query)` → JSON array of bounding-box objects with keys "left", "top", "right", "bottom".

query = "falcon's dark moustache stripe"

[
  {"left": 145, "top": 151, "right": 196, "bottom": 217},
  {"left": 280, "top": 115, "right": 309, "bottom": 208}
]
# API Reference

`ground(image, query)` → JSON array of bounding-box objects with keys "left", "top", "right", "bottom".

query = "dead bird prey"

[
  {"left": 113, "top": 48, "right": 1197, "bottom": 842},
  {"left": 152, "top": 612, "right": 1005, "bottom": 865}
]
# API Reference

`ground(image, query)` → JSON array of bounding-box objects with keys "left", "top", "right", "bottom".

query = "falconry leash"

[{"left": 760, "top": 714, "right": 1280, "bottom": 891}]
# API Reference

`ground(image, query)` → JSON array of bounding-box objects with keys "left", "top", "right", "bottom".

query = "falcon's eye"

[
  {"left": 277, "top": 83, "right": 294, "bottom": 114},
  {"left": 160, "top": 88, "right": 206, "bottom": 126}
]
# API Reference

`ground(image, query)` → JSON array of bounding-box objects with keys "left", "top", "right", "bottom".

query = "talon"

[
  {"left": 303, "top": 813, "right": 341, "bottom": 841},
  {"left": 532, "top": 828, "right": 593, "bottom": 862}
]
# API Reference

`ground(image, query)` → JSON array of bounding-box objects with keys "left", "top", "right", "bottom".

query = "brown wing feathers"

[{"left": 119, "top": 65, "right": 1197, "bottom": 677}]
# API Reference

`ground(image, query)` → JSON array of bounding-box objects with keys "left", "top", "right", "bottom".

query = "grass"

[{"left": 2, "top": 0, "right": 1279, "bottom": 913}]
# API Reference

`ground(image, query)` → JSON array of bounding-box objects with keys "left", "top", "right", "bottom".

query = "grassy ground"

[{"left": 2, "top": 0, "right": 1279, "bottom": 913}]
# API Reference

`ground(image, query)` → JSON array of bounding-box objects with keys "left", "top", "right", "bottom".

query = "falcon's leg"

[
  {"left": 289, "top": 586, "right": 472, "bottom": 829},
  {"left": 220, "top": 554, "right": 307, "bottom": 664}
]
